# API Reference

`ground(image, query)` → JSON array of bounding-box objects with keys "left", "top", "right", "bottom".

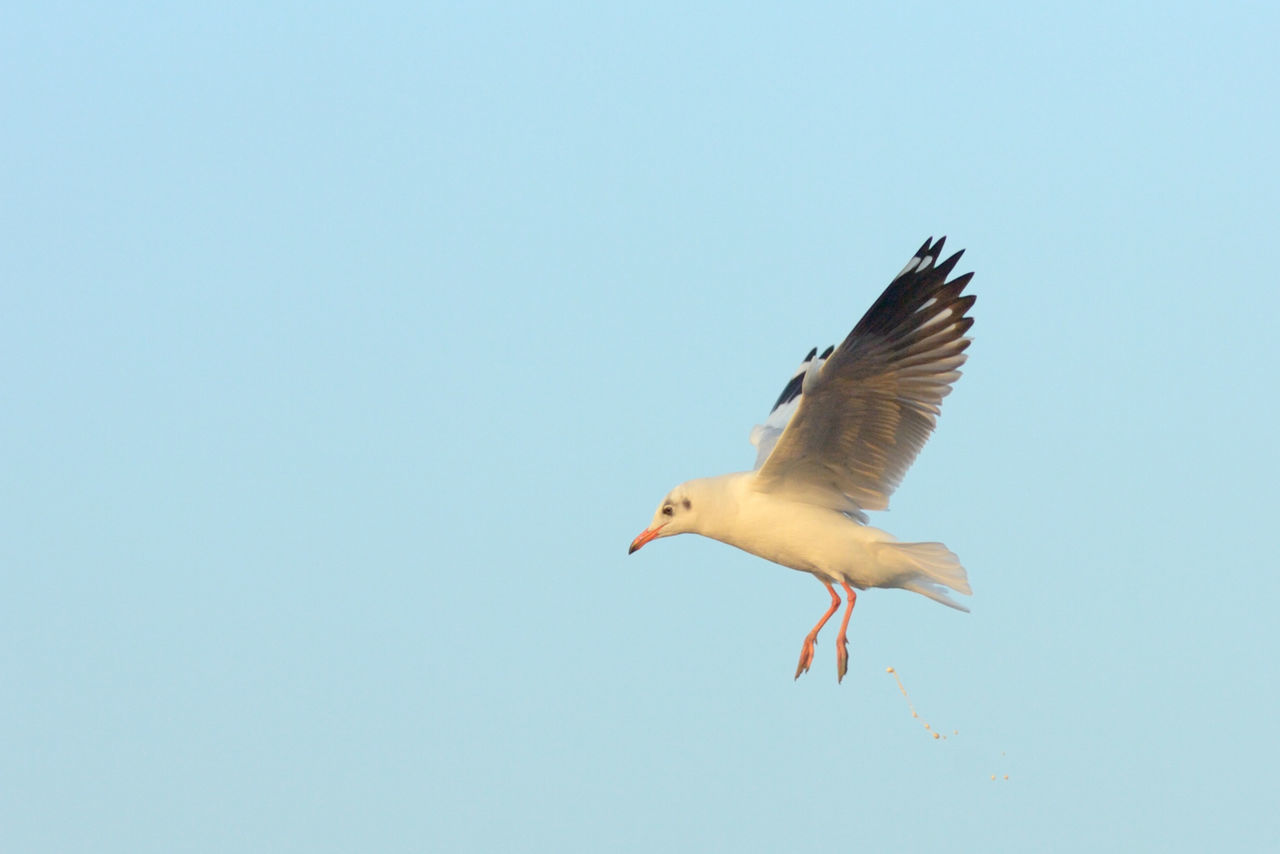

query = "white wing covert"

[{"left": 754, "top": 237, "right": 975, "bottom": 519}]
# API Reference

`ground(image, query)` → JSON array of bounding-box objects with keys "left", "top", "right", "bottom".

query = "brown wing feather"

[{"left": 755, "top": 238, "right": 975, "bottom": 513}]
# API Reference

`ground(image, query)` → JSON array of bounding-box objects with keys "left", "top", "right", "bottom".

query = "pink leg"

[
  {"left": 835, "top": 581, "right": 858, "bottom": 683},
  {"left": 795, "top": 581, "right": 842, "bottom": 680}
]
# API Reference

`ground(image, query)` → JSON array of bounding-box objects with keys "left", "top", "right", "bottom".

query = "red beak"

[{"left": 628, "top": 524, "right": 665, "bottom": 554}]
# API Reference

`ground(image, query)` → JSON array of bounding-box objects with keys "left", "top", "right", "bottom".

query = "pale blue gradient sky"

[{"left": 3, "top": 2, "right": 1278, "bottom": 851}]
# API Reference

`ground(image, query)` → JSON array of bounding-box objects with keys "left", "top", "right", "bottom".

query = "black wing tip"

[
  {"left": 850, "top": 236, "right": 976, "bottom": 339},
  {"left": 937, "top": 248, "right": 965, "bottom": 277},
  {"left": 910, "top": 236, "right": 959, "bottom": 272},
  {"left": 913, "top": 239, "right": 975, "bottom": 293},
  {"left": 771, "top": 345, "right": 830, "bottom": 412}
]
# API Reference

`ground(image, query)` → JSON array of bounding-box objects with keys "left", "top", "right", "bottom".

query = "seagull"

[{"left": 629, "top": 237, "right": 975, "bottom": 682}]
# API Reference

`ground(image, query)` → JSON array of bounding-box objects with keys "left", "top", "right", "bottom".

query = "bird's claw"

[
  {"left": 794, "top": 637, "right": 817, "bottom": 680},
  {"left": 836, "top": 636, "right": 849, "bottom": 683}
]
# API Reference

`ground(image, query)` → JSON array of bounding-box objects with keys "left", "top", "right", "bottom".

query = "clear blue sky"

[{"left": 3, "top": 2, "right": 1278, "bottom": 851}]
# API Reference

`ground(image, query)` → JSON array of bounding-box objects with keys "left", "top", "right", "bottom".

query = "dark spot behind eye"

[
  {"left": 662, "top": 505, "right": 673, "bottom": 516},
  {"left": 682, "top": 499, "right": 691, "bottom": 510}
]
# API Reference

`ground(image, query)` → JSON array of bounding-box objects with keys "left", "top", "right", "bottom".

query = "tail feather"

[{"left": 872, "top": 541, "right": 972, "bottom": 611}]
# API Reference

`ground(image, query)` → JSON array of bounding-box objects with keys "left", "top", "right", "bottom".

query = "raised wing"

[
  {"left": 754, "top": 237, "right": 975, "bottom": 515},
  {"left": 748, "top": 345, "right": 833, "bottom": 469}
]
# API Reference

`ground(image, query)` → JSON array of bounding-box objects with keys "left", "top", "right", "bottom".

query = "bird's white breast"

[{"left": 691, "top": 473, "right": 893, "bottom": 586}]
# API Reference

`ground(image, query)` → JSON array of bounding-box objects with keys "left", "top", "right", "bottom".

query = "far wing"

[
  {"left": 754, "top": 237, "right": 975, "bottom": 515},
  {"left": 748, "top": 345, "right": 833, "bottom": 470}
]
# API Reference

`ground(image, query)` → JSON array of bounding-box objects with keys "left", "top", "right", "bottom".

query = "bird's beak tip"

[{"left": 628, "top": 525, "right": 663, "bottom": 555}]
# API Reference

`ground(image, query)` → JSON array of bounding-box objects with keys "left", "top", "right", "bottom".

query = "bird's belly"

[{"left": 719, "top": 504, "right": 890, "bottom": 585}]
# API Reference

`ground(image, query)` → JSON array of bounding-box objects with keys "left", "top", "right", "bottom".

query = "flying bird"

[{"left": 629, "top": 237, "right": 975, "bottom": 682}]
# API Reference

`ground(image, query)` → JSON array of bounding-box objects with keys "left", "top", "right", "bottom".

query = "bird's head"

[{"left": 629, "top": 483, "right": 699, "bottom": 554}]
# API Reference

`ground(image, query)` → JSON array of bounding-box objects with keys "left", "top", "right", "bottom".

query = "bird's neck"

[{"left": 685, "top": 472, "right": 756, "bottom": 544}]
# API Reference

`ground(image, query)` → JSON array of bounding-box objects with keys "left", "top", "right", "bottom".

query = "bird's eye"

[{"left": 662, "top": 505, "right": 674, "bottom": 516}]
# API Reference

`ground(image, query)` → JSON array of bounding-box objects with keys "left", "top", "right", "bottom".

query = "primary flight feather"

[{"left": 629, "top": 237, "right": 975, "bottom": 682}]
